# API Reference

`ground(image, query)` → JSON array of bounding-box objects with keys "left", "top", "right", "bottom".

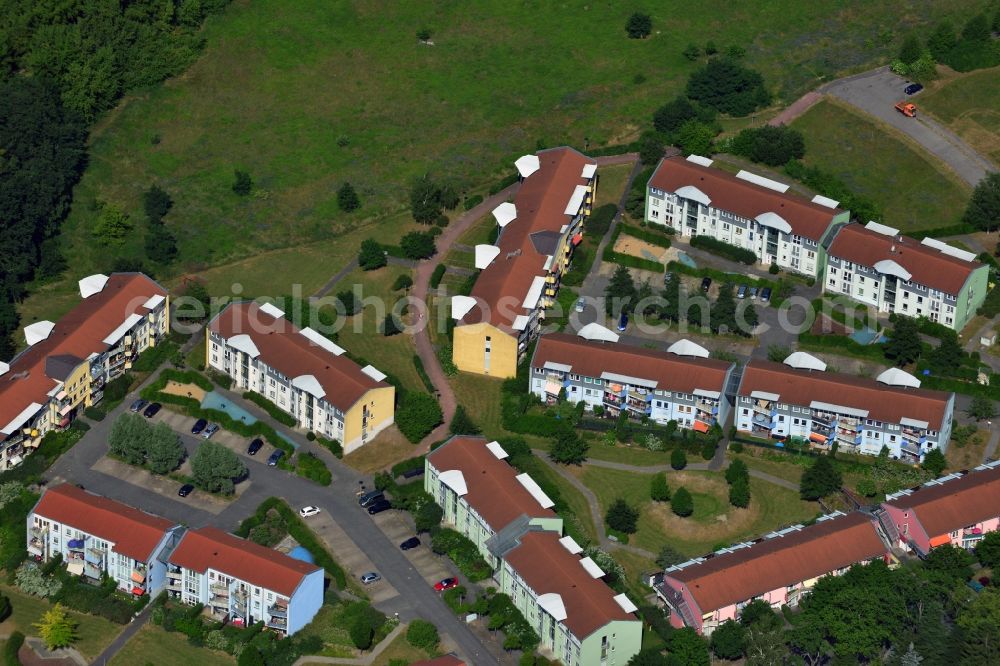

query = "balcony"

[
  {"left": 268, "top": 602, "right": 288, "bottom": 618},
  {"left": 267, "top": 616, "right": 288, "bottom": 631},
  {"left": 83, "top": 563, "right": 102, "bottom": 580},
  {"left": 84, "top": 548, "right": 105, "bottom": 565},
  {"left": 696, "top": 400, "right": 719, "bottom": 415}
]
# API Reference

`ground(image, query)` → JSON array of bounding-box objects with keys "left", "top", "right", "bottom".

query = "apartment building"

[
  {"left": 645, "top": 155, "right": 849, "bottom": 277},
  {"left": 879, "top": 460, "right": 1000, "bottom": 556},
  {"left": 735, "top": 355, "right": 954, "bottom": 463},
  {"left": 424, "top": 436, "right": 563, "bottom": 566},
  {"left": 166, "top": 526, "right": 324, "bottom": 636},
  {"left": 207, "top": 301, "right": 394, "bottom": 453},
  {"left": 650, "top": 512, "right": 889, "bottom": 635},
  {"left": 452, "top": 147, "right": 597, "bottom": 378},
  {"left": 529, "top": 333, "right": 734, "bottom": 431},
  {"left": 496, "top": 530, "right": 642, "bottom": 666},
  {"left": 0, "top": 273, "right": 169, "bottom": 470},
  {"left": 824, "top": 222, "right": 989, "bottom": 331},
  {"left": 28, "top": 484, "right": 182, "bottom": 597}
]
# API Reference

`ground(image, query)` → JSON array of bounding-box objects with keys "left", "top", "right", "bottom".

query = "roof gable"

[{"left": 884, "top": 464, "right": 1000, "bottom": 537}]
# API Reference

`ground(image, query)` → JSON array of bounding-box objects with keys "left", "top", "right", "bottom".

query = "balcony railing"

[{"left": 268, "top": 602, "right": 288, "bottom": 617}]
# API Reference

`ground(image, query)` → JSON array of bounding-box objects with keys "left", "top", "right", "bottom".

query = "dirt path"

[{"left": 768, "top": 91, "right": 821, "bottom": 126}]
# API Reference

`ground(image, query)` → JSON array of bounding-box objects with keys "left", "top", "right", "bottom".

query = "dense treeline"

[{"left": 0, "top": 0, "right": 228, "bottom": 358}]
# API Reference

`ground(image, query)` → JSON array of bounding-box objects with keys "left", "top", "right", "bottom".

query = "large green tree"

[
  {"left": 671, "top": 487, "right": 694, "bottom": 517},
  {"left": 145, "top": 422, "right": 185, "bottom": 474},
  {"left": 358, "top": 239, "right": 387, "bottom": 270},
  {"left": 957, "top": 587, "right": 1000, "bottom": 663},
  {"left": 884, "top": 316, "right": 922, "bottom": 367},
  {"left": 799, "top": 454, "right": 842, "bottom": 500},
  {"left": 191, "top": 441, "right": 247, "bottom": 495},
  {"left": 686, "top": 58, "right": 770, "bottom": 116},
  {"left": 710, "top": 620, "right": 746, "bottom": 660},
  {"left": 549, "top": 427, "right": 589, "bottom": 465},
  {"left": 963, "top": 172, "right": 1000, "bottom": 231},
  {"left": 605, "top": 264, "right": 636, "bottom": 316},
  {"left": 606, "top": 498, "right": 639, "bottom": 534},
  {"left": 975, "top": 531, "right": 1000, "bottom": 570},
  {"left": 108, "top": 414, "right": 149, "bottom": 466}
]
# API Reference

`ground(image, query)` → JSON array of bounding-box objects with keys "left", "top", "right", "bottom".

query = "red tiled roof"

[
  {"left": 426, "top": 436, "right": 557, "bottom": 530},
  {"left": 33, "top": 484, "right": 176, "bottom": 562},
  {"left": 649, "top": 156, "right": 842, "bottom": 241},
  {"left": 827, "top": 224, "right": 981, "bottom": 295},
  {"left": 739, "top": 360, "right": 951, "bottom": 427},
  {"left": 462, "top": 147, "right": 595, "bottom": 332},
  {"left": 504, "top": 530, "right": 634, "bottom": 639},
  {"left": 168, "top": 527, "right": 320, "bottom": 597},
  {"left": 0, "top": 273, "right": 167, "bottom": 440},
  {"left": 208, "top": 301, "right": 387, "bottom": 411},
  {"left": 884, "top": 464, "right": 1000, "bottom": 538},
  {"left": 532, "top": 333, "right": 732, "bottom": 394},
  {"left": 667, "top": 513, "right": 887, "bottom": 613}
]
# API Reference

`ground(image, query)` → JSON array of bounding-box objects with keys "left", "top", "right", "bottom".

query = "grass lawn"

[
  {"left": 594, "top": 163, "right": 634, "bottom": 208},
  {"left": 791, "top": 99, "right": 970, "bottom": 233},
  {"left": 108, "top": 625, "right": 234, "bottom": 666},
  {"left": 609, "top": 548, "right": 659, "bottom": 599},
  {"left": 0, "top": 585, "right": 121, "bottom": 661},
  {"left": 577, "top": 466, "right": 818, "bottom": 556},
  {"left": 457, "top": 212, "right": 498, "bottom": 247},
  {"left": 369, "top": 629, "right": 432, "bottom": 666},
  {"left": 919, "top": 66, "right": 1000, "bottom": 167},
  {"left": 735, "top": 448, "right": 806, "bottom": 484},
  {"left": 343, "top": 426, "right": 418, "bottom": 474},
  {"left": 442, "top": 247, "right": 476, "bottom": 270},
  {"left": 186, "top": 334, "right": 207, "bottom": 369},
  {"left": 946, "top": 428, "right": 992, "bottom": 471}
]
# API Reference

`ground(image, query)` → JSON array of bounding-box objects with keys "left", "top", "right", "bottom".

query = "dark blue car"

[{"left": 267, "top": 450, "right": 285, "bottom": 466}]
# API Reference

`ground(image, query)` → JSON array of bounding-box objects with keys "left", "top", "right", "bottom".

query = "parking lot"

[{"left": 371, "top": 509, "right": 454, "bottom": 586}]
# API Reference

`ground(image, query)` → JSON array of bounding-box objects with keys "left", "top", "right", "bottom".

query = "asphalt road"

[
  {"left": 45, "top": 380, "right": 501, "bottom": 665},
  {"left": 823, "top": 67, "right": 993, "bottom": 187}
]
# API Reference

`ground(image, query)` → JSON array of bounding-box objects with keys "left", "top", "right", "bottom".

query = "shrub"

[
  {"left": 463, "top": 194, "right": 484, "bottom": 210},
  {"left": 650, "top": 472, "right": 671, "bottom": 502},
  {"left": 400, "top": 231, "right": 436, "bottom": 259},
  {"left": 241, "top": 392, "right": 297, "bottom": 427},
  {"left": 349, "top": 614, "right": 374, "bottom": 650},
  {"left": 686, "top": 58, "right": 770, "bottom": 116},
  {"left": 358, "top": 238, "right": 387, "bottom": 270},
  {"left": 430, "top": 529, "right": 492, "bottom": 582},
  {"left": 671, "top": 448, "right": 687, "bottom": 470},
  {"left": 606, "top": 498, "right": 639, "bottom": 534},
  {"left": 429, "top": 264, "right": 447, "bottom": 289},
  {"left": 392, "top": 274, "right": 413, "bottom": 291},
  {"left": 730, "top": 125, "right": 805, "bottom": 166},
  {"left": 690, "top": 234, "right": 757, "bottom": 264},
  {"left": 625, "top": 12, "right": 652, "bottom": 39},
  {"left": 3, "top": 631, "right": 24, "bottom": 666},
  {"left": 700, "top": 440, "right": 716, "bottom": 460},
  {"left": 232, "top": 170, "right": 252, "bottom": 196},
  {"left": 406, "top": 619, "right": 440, "bottom": 650},
  {"left": 337, "top": 182, "right": 360, "bottom": 212},
  {"left": 396, "top": 392, "right": 443, "bottom": 443},
  {"left": 671, "top": 487, "right": 694, "bottom": 517},
  {"left": 83, "top": 406, "right": 106, "bottom": 421},
  {"left": 296, "top": 452, "right": 332, "bottom": 486}
]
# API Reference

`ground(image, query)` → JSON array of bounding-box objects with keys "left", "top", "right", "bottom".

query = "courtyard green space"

[
  {"left": 109, "top": 626, "right": 234, "bottom": 666},
  {"left": 0, "top": 585, "right": 121, "bottom": 661},
  {"left": 919, "top": 66, "right": 1000, "bottom": 166}
]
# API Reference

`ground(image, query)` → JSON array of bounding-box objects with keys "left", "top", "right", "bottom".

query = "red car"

[{"left": 433, "top": 577, "right": 458, "bottom": 592}]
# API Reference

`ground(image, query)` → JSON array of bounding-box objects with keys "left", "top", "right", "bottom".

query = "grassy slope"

[
  {"left": 791, "top": 99, "right": 970, "bottom": 231},
  {"left": 0, "top": 585, "right": 121, "bottom": 661},
  {"left": 109, "top": 625, "right": 234, "bottom": 666},
  {"left": 918, "top": 65, "right": 1000, "bottom": 166}
]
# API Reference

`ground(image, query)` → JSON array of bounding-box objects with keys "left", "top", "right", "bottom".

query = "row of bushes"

[
  {"left": 430, "top": 264, "right": 447, "bottom": 289},
  {"left": 2, "top": 631, "right": 23, "bottom": 666},
  {"left": 442, "top": 586, "right": 540, "bottom": 652},
  {"left": 316, "top": 435, "right": 343, "bottom": 459},
  {"left": 429, "top": 528, "right": 492, "bottom": 582},
  {"left": 391, "top": 456, "right": 426, "bottom": 478},
  {"left": 620, "top": 223, "right": 673, "bottom": 248},
  {"left": 603, "top": 251, "right": 665, "bottom": 273},
  {"left": 296, "top": 452, "right": 332, "bottom": 486},
  {"left": 242, "top": 391, "right": 297, "bottom": 427},
  {"left": 412, "top": 354, "right": 436, "bottom": 393},
  {"left": 690, "top": 234, "right": 757, "bottom": 265},
  {"left": 236, "top": 497, "right": 347, "bottom": 589}
]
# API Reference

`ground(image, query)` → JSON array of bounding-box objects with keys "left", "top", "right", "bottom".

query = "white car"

[{"left": 299, "top": 506, "right": 321, "bottom": 519}]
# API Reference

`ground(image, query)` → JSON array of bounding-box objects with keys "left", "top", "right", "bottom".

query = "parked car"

[
  {"left": 142, "top": 402, "right": 162, "bottom": 418},
  {"left": 129, "top": 399, "right": 148, "bottom": 413},
  {"left": 247, "top": 438, "right": 264, "bottom": 455},
  {"left": 737, "top": 285, "right": 748, "bottom": 299},
  {"left": 202, "top": 423, "right": 220, "bottom": 439},
  {"left": 749, "top": 286, "right": 759, "bottom": 299},
  {"left": 400, "top": 537, "right": 421, "bottom": 550},
  {"left": 574, "top": 297, "right": 586, "bottom": 313},
  {"left": 191, "top": 418, "right": 208, "bottom": 435},
  {"left": 366, "top": 499, "right": 392, "bottom": 515},
  {"left": 617, "top": 313, "right": 628, "bottom": 332},
  {"left": 701, "top": 277, "right": 712, "bottom": 292},
  {"left": 358, "top": 490, "right": 384, "bottom": 508},
  {"left": 267, "top": 450, "right": 285, "bottom": 466},
  {"left": 760, "top": 287, "right": 772, "bottom": 302},
  {"left": 299, "top": 506, "right": 321, "bottom": 519},
  {"left": 177, "top": 484, "right": 195, "bottom": 498},
  {"left": 434, "top": 577, "right": 459, "bottom": 592},
  {"left": 904, "top": 83, "right": 923, "bottom": 95},
  {"left": 360, "top": 572, "right": 381, "bottom": 585}
]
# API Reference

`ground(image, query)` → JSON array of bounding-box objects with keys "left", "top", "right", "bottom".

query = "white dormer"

[
  {"left": 78, "top": 274, "right": 110, "bottom": 299},
  {"left": 24, "top": 321, "right": 55, "bottom": 346}
]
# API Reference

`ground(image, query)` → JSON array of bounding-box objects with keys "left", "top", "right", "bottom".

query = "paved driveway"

[{"left": 823, "top": 67, "right": 993, "bottom": 187}]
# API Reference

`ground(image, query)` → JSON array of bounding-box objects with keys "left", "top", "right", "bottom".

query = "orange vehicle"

[{"left": 895, "top": 101, "right": 917, "bottom": 117}]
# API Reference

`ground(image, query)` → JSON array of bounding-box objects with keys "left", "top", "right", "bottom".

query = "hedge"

[
  {"left": 317, "top": 436, "right": 343, "bottom": 459},
  {"left": 391, "top": 456, "right": 426, "bottom": 478},
  {"left": 296, "top": 452, "right": 332, "bottom": 486},
  {"left": 463, "top": 194, "right": 484, "bottom": 210},
  {"left": 690, "top": 234, "right": 757, "bottom": 265},
  {"left": 412, "top": 354, "right": 436, "bottom": 393},
  {"left": 429, "top": 528, "right": 492, "bottom": 582},
  {"left": 602, "top": 250, "right": 666, "bottom": 273},
  {"left": 84, "top": 406, "right": 107, "bottom": 421},
  {"left": 920, "top": 222, "right": 978, "bottom": 238},
  {"left": 621, "top": 224, "right": 672, "bottom": 249},
  {"left": 242, "top": 391, "right": 297, "bottom": 427},
  {"left": 3, "top": 631, "right": 23, "bottom": 666},
  {"left": 582, "top": 141, "right": 642, "bottom": 157},
  {"left": 236, "top": 497, "right": 347, "bottom": 589},
  {"left": 429, "top": 264, "right": 447, "bottom": 289}
]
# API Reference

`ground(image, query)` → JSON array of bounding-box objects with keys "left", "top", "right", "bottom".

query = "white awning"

[
  {"left": 809, "top": 400, "right": 868, "bottom": 418},
  {"left": 142, "top": 294, "right": 166, "bottom": 310},
  {"left": 475, "top": 244, "right": 501, "bottom": 269},
  {"left": 667, "top": 339, "right": 709, "bottom": 358},
  {"left": 559, "top": 535, "right": 583, "bottom": 554},
  {"left": 674, "top": 185, "right": 711, "bottom": 206},
  {"left": 921, "top": 237, "right": 978, "bottom": 262},
  {"left": 755, "top": 212, "right": 792, "bottom": 234},
  {"left": 600, "top": 371, "right": 657, "bottom": 389},
  {"left": 579, "top": 556, "right": 605, "bottom": 579},
  {"left": 451, "top": 295, "right": 477, "bottom": 321},
  {"left": 685, "top": 154, "right": 714, "bottom": 167},
  {"left": 291, "top": 375, "right": 326, "bottom": 399},
  {"left": 783, "top": 351, "right": 827, "bottom": 372},
  {"left": 564, "top": 185, "right": 589, "bottom": 215},
  {"left": 27, "top": 545, "right": 42, "bottom": 557},
  {"left": 900, "top": 417, "right": 930, "bottom": 429},
  {"left": 522, "top": 276, "right": 546, "bottom": 310},
  {"left": 102, "top": 313, "right": 143, "bottom": 345},
  {"left": 811, "top": 195, "right": 839, "bottom": 209},
  {"left": 543, "top": 255, "right": 555, "bottom": 272},
  {"left": 581, "top": 163, "right": 597, "bottom": 179},
  {"left": 299, "top": 328, "right": 346, "bottom": 356},
  {"left": 750, "top": 390, "right": 780, "bottom": 401},
  {"left": 78, "top": 274, "right": 109, "bottom": 298},
  {"left": 0, "top": 362, "right": 9, "bottom": 378},
  {"left": 438, "top": 469, "right": 468, "bottom": 496},
  {"left": 877, "top": 367, "right": 921, "bottom": 388},
  {"left": 873, "top": 259, "right": 912, "bottom": 281},
  {"left": 361, "top": 365, "right": 387, "bottom": 382},
  {"left": 736, "top": 170, "right": 790, "bottom": 193},
  {"left": 515, "top": 154, "right": 540, "bottom": 179},
  {"left": 614, "top": 593, "right": 638, "bottom": 614},
  {"left": 577, "top": 323, "right": 619, "bottom": 343},
  {"left": 492, "top": 202, "right": 517, "bottom": 227},
  {"left": 24, "top": 321, "right": 55, "bottom": 346},
  {"left": 865, "top": 221, "right": 899, "bottom": 237},
  {"left": 543, "top": 361, "right": 573, "bottom": 373},
  {"left": 512, "top": 315, "right": 530, "bottom": 331},
  {"left": 515, "top": 473, "right": 555, "bottom": 508},
  {"left": 693, "top": 389, "right": 721, "bottom": 399},
  {"left": 486, "top": 441, "right": 508, "bottom": 459},
  {"left": 537, "top": 593, "right": 567, "bottom": 621},
  {"left": 227, "top": 334, "right": 260, "bottom": 358},
  {"left": 66, "top": 562, "right": 84, "bottom": 576},
  {"left": 1, "top": 402, "right": 44, "bottom": 435},
  {"left": 259, "top": 302, "right": 286, "bottom": 319}
]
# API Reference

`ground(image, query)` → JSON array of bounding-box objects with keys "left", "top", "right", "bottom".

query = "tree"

[
  {"left": 145, "top": 221, "right": 178, "bottom": 264},
  {"left": 606, "top": 498, "right": 639, "bottom": 534},
  {"left": 392, "top": 274, "right": 413, "bottom": 291},
  {"left": 142, "top": 184, "right": 173, "bottom": 222},
  {"left": 686, "top": 58, "right": 770, "bottom": 116},
  {"left": 191, "top": 441, "right": 247, "bottom": 495},
  {"left": 963, "top": 172, "right": 1000, "bottom": 231},
  {"left": 337, "top": 182, "right": 360, "bottom": 212},
  {"left": 711, "top": 283, "right": 737, "bottom": 333},
  {"left": 34, "top": 603, "right": 77, "bottom": 650},
  {"left": 380, "top": 315, "right": 401, "bottom": 336},
  {"left": 729, "top": 477, "right": 750, "bottom": 508},
  {"left": 550, "top": 427, "right": 589, "bottom": 465},
  {"left": 232, "top": 170, "right": 253, "bottom": 195},
  {"left": 799, "top": 455, "right": 842, "bottom": 500},
  {"left": 666, "top": 627, "right": 710, "bottom": 666},
  {"left": 899, "top": 34, "right": 924, "bottom": 64},
  {"left": 238, "top": 645, "right": 266, "bottom": 666},
  {"left": 920, "top": 447, "right": 947, "bottom": 477},
  {"left": 924, "top": 543, "right": 974, "bottom": 581},
  {"left": 731, "top": 125, "right": 805, "bottom": 166},
  {"left": 671, "top": 487, "right": 693, "bottom": 517},
  {"left": 108, "top": 414, "right": 149, "bottom": 466},
  {"left": 928, "top": 330, "right": 964, "bottom": 373},
  {"left": 400, "top": 232, "right": 436, "bottom": 259},
  {"left": 650, "top": 472, "right": 671, "bottom": 502},
  {"left": 605, "top": 264, "right": 637, "bottom": 316},
  {"left": 725, "top": 458, "right": 748, "bottom": 485},
  {"left": 92, "top": 203, "right": 133, "bottom": 246},
  {"left": 675, "top": 120, "right": 715, "bottom": 156},
  {"left": 396, "top": 392, "right": 443, "bottom": 443},
  {"left": 410, "top": 176, "right": 443, "bottom": 224},
  {"left": 656, "top": 544, "right": 686, "bottom": 568},
  {"left": 670, "top": 448, "right": 687, "bottom": 470},
  {"left": 638, "top": 131, "right": 665, "bottom": 165},
  {"left": 653, "top": 97, "right": 699, "bottom": 135},
  {"left": 962, "top": 13, "right": 991, "bottom": 42},
  {"left": 968, "top": 395, "right": 996, "bottom": 421},
  {"left": 406, "top": 619, "right": 440, "bottom": 650},
  {"left": 414, "top": 501, "right": 443, "bottom": 533},
  {"left": 958, "top": 588, "right": 1000, "bottom": 664},
  {"left": 927, "top": 22, "right": 957, "bottom": 60},
  {"left": 884, "top": 316, "right": 922, "bottom": 366},
  {"left": 975, "top": 530, "right": 1000, "bottom": 569},
  {"left": 710, "top": 620, "right": 746, "bottom": 660},
  {"left": 349, "top": 613, "right": 374, "bottom": 650},
  {"left": 358, "top": 239, "right": 387, "bottom": 270},
  {"left": 628, "top": 649, "right": 669, "bottom": 666},
  {"left": 625, "top": 12, "right": 652, "bottom": 38},
  {"left": 739, "top": 599, "right": 781, "bottom": 629},
  {"left": 336, "top": 290, "right": 361, "bottom": 316},
  {"left": 682, "top": 43, "right": 701, "bottom": 61},
  {"left": 146, "top": 422, "right": 186, "bottom": 474},
  {"left": 449, "top": 405, "right": 480, "bottom": 436}
]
